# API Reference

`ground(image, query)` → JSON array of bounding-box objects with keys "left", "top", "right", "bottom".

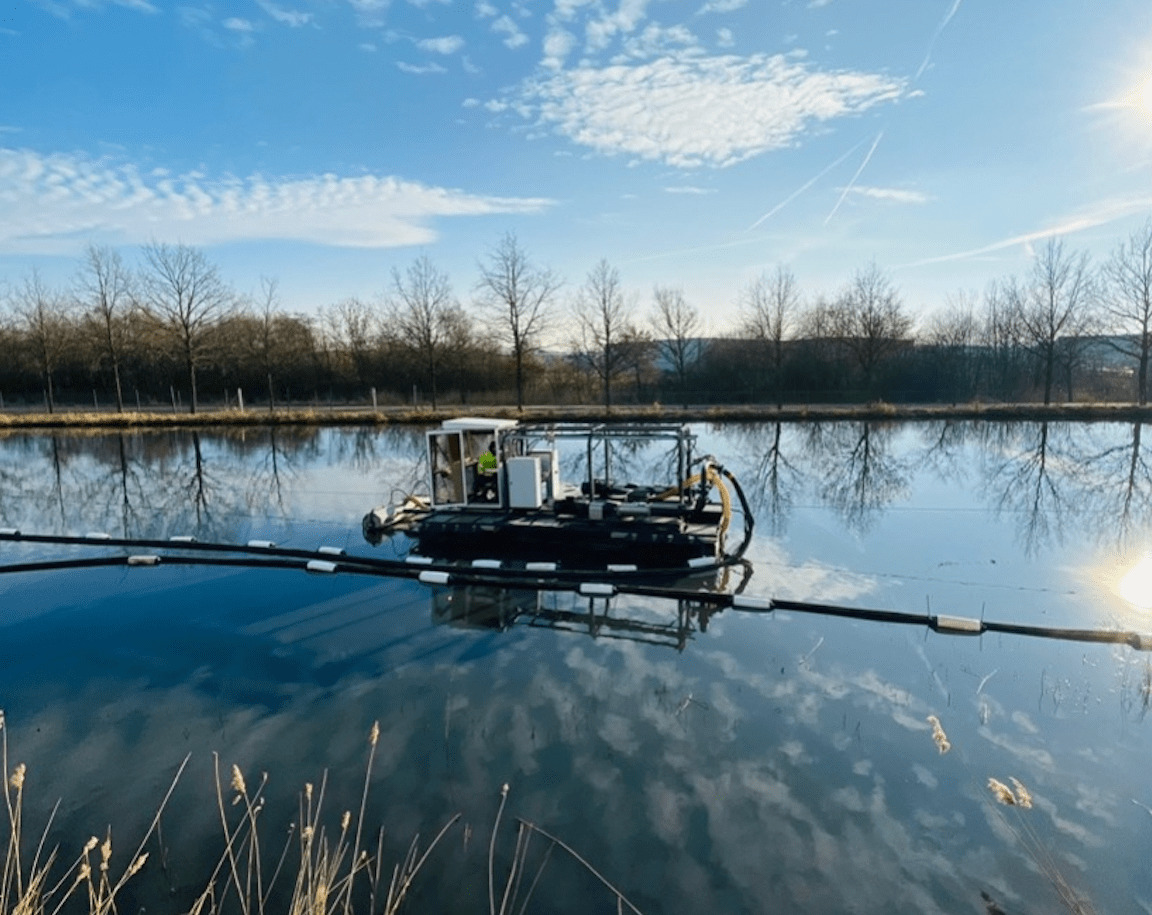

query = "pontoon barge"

[{"left": 363, "top": 418, "right": 752, "bottom": 574}]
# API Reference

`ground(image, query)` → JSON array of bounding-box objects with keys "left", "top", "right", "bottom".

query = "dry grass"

[
  {"left": 926, "top": 715, "right": 951, "bottom": 754},
  {"left": 1, "top": 713, "right": 642, "bottom": 915},
  {"left": 984, "top": 775, "right": 1095, "bottom": 915},
  {"left": 2, "top": 710, "right": 186, "bottom": 915}
]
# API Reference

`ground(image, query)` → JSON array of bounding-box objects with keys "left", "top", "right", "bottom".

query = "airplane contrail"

[
  {"left": 824, "top": 130, "right": 884, "bottom": 225},
  {"left": 747, "top": 137, "right": 867, "bottom": 230},
  {"left": 915, "top": 0, "right": 964, "bottom": 81}
]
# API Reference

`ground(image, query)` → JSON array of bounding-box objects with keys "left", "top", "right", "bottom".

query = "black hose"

[
  {"left": 2, "top": 536, "right": 1149, "bottom": 652},
  {"left": 0, "top": 529, "right": 746, "bottom": 583}
]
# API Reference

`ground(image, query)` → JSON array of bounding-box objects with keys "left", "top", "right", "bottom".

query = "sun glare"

[
  {"left": 1139, "top": 74, "right": 1152, "bottom": 118},
  {"left": 1118, "top": 553, "right": 1152, "bottom": 610}
]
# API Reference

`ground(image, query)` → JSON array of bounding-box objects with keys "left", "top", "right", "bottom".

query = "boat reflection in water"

[
  {"left": 429, "top": 564, "right": 748, "bottom": 651},
  {"left": 430, "top": 586, "right": 725, "bottom": 651}
]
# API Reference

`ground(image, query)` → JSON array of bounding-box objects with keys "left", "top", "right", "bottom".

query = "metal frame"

[{"left": 494, "top": 422, "right": 697, "bottom": 504}]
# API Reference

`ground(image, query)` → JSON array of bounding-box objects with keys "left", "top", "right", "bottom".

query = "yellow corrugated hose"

[{"left": 655, "top": 466, "right": 732, "bottom": 537}]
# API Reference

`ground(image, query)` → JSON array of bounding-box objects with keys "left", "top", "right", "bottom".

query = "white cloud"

[
  {"left": 255, "top": 0, "right": 313, "bottom": 27},
  {"left": 512, "top": 52, "right": 907, "bottom": 168},
  {"left": 491, "top": 14, "right": 528, "bottom": 48},
  {"left": 475, "top": 0, "right": 498, "bottom": 16},
  {"left": 808, "top": 0, "right": 834, "bottom": 7},
  {"left": 417, "top": 34, "right": 465, "bottom": 54},
  {"left": 843, "top": 185, "right": 929, "bottom": 204},
  {"left": 359, "top": 41, "right": 377, "bottom": 51},
  {"left": 542, "top": 27, "right": 576, "bottom": 69},
  {"left": 30, "top": 0, "right": 157, "bottom": 16},
  {"left": 177, "top": 6, "right": 212, "bottom": 29},
  {"left": 620, "top": 22, "right": 698, "bottom": 58},
  {"left": 553, "top": 0, "right": 596, "bottom": 22},
  {"left": 223, "top": 17, "right": 255, "bottom": 31},
  {"left": 585, "top": 0, "right": 650, "bottom": 51},
  {"left": 0, "top": 147, "right": 553, "bottom": 254},
  {"left": 347, "top": 0, "right": 389, "bottom": 25},
  {"left": 396, "top": 60, "right": 447, "bottom": 73},
  {"left": 664, "top": 185, "right": 714, "bottom": 194},
  {"left": 697, "top": 0, "right": 746, "bottom": 13},
  {"left": 715, "top": 27, "right": 733, "bottom": 47}
]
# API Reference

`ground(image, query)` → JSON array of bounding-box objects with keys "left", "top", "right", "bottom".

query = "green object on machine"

[{"left": 479, "top": 450, "right": 497, "bottom": 473}]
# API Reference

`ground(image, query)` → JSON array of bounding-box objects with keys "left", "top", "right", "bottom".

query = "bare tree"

[
  {"left": 979, "top": 280, "right": 1026, "bottom": 400},
  {"left": 1012, "top": 239, "right": 1095, "bottom": 405},
  {"left": 11, "top": 270, "right": 70, "bottom": 413},
  {"left": 139, "top": 242, "right": 233, "bottom": 413},
  {"left": 324, "top": 297, "right": 378, "bottom": 389},
  {"left": 739, "top": 266, "right": 800, "bottom": 406},
  {"left": 574, "top": 259, "right": 633, "bottom": 410},
  {"left": 389, "top": 255, "right": 457, "bottom": 409},
  {"left": 651, "top": 285, "right": 701, "bottom": 407},
  {"left": 1102, "top": 219, "right": 1152, "bottom": 403},
  {"left": 618, "top": 325, "right": 657, "bottom": 402},
  {"left": 923, "top": 291, "right": 980, "bottom": 399},
  {"left": 76, "top": 244, "right": 133, "bottom": 412},
  {"left": 247, "top": 277, "right": 317, "bottom": 408},
  {"left": 832, "top": 262, "right": 913, "bottom": 394},
  {"left": 475, "top": 232, "right": 562, "bottom": 411}
]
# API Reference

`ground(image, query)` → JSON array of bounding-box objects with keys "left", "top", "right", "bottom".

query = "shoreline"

[{"left": 4, "top": 400, "right": 1152, "bottom": 431}]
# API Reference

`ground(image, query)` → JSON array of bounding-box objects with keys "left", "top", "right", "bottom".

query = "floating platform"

[{"left": 363, "top": 418, "right": 752, "bottom": 575}]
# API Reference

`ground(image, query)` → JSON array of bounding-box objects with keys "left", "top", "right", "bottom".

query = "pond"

[{"left": 1, "top": 421, "right": 1151, "bottom": 914}]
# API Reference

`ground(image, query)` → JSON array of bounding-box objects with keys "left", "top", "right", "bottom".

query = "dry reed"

[
  {"left": 2, "top": 714, "right": 643, "bottom": 915},
  {"left": 926, "top": 715, "right": 951, "bottom": 754}
]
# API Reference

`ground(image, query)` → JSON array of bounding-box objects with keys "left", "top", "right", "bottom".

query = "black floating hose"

[
  {"left": 0, "top": 529, "right": 745, "bottom": 582},
  {"left": 3, "top": 530, "right": 1150, "bottom": 652}
]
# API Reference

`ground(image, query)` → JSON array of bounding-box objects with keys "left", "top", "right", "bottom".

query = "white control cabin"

[{"left": 427, "top": 417, "right": 560, "bottom": 510}]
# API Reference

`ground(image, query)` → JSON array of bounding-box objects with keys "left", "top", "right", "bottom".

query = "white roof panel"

[{"left": 439, "top": 417, "right": 518, "bottom": 431}]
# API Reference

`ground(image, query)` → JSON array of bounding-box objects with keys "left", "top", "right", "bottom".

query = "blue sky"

[{"left": 2, "top": 0, "right": 1152, "bottom": 332}]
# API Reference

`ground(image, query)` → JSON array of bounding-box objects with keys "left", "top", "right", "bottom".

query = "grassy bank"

[{"left": 4, "top": 401, "right": 1152, "bottom": 432}]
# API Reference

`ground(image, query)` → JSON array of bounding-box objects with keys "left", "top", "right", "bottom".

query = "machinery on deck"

[{"left": 362, "top": 418, "right": 753, "bottom": 575}]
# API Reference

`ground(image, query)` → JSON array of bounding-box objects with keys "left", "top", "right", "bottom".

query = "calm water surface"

[{"left": 2, "top": 421, "right": 1151, "bottom": 914}]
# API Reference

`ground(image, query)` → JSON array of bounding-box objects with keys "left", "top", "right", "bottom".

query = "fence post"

[
  {"left": 238, "top": 388, "right": 245, "bottom": 412},
  {"left": 371, "top": 387, "right": 377, "bottom": 410},
  {"left": 170, "top": 385, "right": 177, "bottom": 412},
  {"left": 93, "top": 389, "right": 98, "bottom": 409},
  {"left": 135, "top": 389, "right": 141, "bottom": 410},
  {"left": 268, "top": 373, "right": 275, "bottom": 413}
]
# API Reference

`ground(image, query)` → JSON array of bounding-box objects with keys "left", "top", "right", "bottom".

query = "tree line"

[{"left": 2, "top": 222, "right": 1151, "bottom": 412}]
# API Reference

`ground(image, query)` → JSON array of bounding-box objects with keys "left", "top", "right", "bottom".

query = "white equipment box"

[{"left": 506, "top": 456, "right": 543, "bottom": 509}]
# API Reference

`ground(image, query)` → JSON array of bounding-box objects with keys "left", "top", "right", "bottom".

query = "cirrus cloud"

[
  {"left": 843, "top": 185, "right": 929, "bottom": 204},
  {"left": 510, "top": 52, "right": 907, "bottom": 168},
  {"left": 0, "top": 148, "right": 553, "bottom": 254}
]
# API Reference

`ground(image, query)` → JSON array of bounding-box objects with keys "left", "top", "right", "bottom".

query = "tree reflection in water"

[
  {"left": 729, "top": 421, "right": 800, "bottom": 536},
  {"left": 979, "top": 422, "right": 1073, "bottom": 556},
  {"left": 805, "top": 421, "right": 910, "bottom": 535},
  {"left": 1075, "top": 422, "right": 1152, "bottom": 551},
  {"left": 6, "top": 419, "right": 1152, "bottom": 567}
]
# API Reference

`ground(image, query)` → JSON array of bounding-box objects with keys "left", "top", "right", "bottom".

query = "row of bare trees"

[{"left": 3, "top": 222, "right": 1152, "bottom": 410}]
